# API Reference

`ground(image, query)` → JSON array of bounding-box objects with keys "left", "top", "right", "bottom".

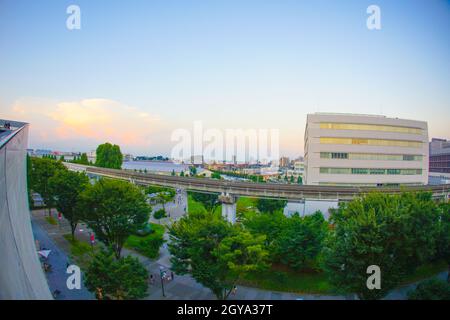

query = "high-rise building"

[
  {"left": 429, "top": 138, "right": 450, "bottom": 174},
  {"left": 428, "top": 138, "right": 450, "bottom": 185},
  {"left": 304, "top": 113, "right": 429, "bottom": 186}
]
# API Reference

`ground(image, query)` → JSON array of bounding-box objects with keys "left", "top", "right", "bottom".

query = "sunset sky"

[{"left": 1, "top": 0, "right": 449, "bottom": 158}]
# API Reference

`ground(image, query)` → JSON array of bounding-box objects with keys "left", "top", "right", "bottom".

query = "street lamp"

[{"left": 159, "top": 266, "right": 166, "bottom": 297}]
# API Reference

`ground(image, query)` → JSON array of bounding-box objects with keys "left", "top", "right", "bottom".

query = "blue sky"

[{"left": 1, "top": 0, "right": 449, "bottom": 157}]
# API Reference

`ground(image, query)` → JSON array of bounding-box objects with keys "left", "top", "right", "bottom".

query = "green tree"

[
  {"left": 242, "top": 210, "right": 287, "bottom": 249},
  {"left": 78, "top": 153, "right": 89, "bottom": 165},
  {"left": 95, "top": 142, "right": 123, "bottom": 169},
  {"left": 180, "top": 171, "right": 185, "bottom": 177},
  {"left": 322, "top": 192, "right": 441, "bottom": 300},
  {"left": 211, "top": 172, "right": 221, "bottom": 179},
  {"left": 297, "top": 176, "right": 303, "bottom": 184},
  {"left": 30, "top": 157, "right": 65, "bottom": 216},
  {"left": 26, "top": 154, "right": 33, "bottom": 209},
  {"left": 189, "top": 166, "right": 197, "bottom": 176},
  {"left": 169, "top": 211, "right": 269, "bottom": 299},
  {"left": 436, "top": 202, "right": 450, "bottom": 280},
  {"left": 189, "top": 191, "right": 220, "bottom": 213},
  {"left": 153, "top": 208, "right": 167, "bottom": 222},
  {"left": 407, "top": 279, "right": 450, "bottom": 300},
  {"left": 48, "top": 169, "right": 89, "bottom": 240},
  {"left": 256, "top": 198, "right": 287, "bottom": 214},
  {"left": 157, "top": 192, "right": 173, "bottom": 211},
  {"left": 275, "top": 211, "right": 328, "bottom": 270},
  {"left": 289, "top": 175, "right": 294, "bottom": 183},
  {"left": 84, "top": 248, "right": 148, "bottom": 300},
  {"left": 171, "top": 169, "right": 176, "bottom": 176},
  {"left": 78, "top": 179, "right": 151, "bottom": 258}
]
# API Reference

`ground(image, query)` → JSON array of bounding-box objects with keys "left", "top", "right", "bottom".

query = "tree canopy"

[
  {"left": 49, "top": 169, "right": 89, "bottom": 239},
  {"left": 322, "top": 192, "right": 442, "bottom": 299},
  {"left": 84, "top": 248, "right": 148, "bottom": 300},
  {"left": 78, "top": 178, "right": 151, "bottom": 258},
  {"left": 29, "top": 157, "right": 65, "bottom": 215},
  {"left": 95, "top": 142, "right": 123, "bottom": 169},
  {"left": 256, "top": 198, "right": 287, "bottom": 214},
  {"left": 169, "top": 211, "right": 269, "bottom": 299},
  {"left": 274, "top": 211, "right": 328, "bottom": 270}
]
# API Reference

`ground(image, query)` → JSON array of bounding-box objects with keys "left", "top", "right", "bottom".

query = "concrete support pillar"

[{"left": 219, "top": 193, "right": 237, "bottom": 224}]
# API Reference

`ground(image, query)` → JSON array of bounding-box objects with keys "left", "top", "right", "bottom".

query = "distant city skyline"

[{"left": 1, "top": 0, "right": 450, "bottom": 158}]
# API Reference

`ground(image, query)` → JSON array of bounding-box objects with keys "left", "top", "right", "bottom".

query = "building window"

[
  {"left": 319, "top": 152, "right": 422, "bottom": 161},
  {"left": 319, "top": 167, "right": 422, "bottom": 175},
  {"left": 319, "top": 122, "right": 423, "bottom": 135},
  {"left": 320, "top": 137, "right": 422, "bottom": 148}
]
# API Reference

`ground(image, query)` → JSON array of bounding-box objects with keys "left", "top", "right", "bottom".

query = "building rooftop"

[{"left": 0, "top": 120, "right": 28, "bottom": 148}]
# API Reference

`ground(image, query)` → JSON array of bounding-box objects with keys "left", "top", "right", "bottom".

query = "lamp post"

[{"left": 159, "top": 266, "right": 166, "bottom": 297}]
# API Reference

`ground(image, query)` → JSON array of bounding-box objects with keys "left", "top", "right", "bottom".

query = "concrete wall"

[{"left": 0, "top": 124, "right": 52, "bottom": 299}]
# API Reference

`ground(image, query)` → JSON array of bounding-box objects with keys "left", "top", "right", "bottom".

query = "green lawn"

[
  {"left": 187, "top": 195, "right": 222, "bottom": 215},
  {"left": 124, "top": 223, "right": 165, "bottom": 259},
  {"left": 63, "top": 234, "right": 97, "bottom": 268},
  {"left": 45, "top": 216, "right": 58, "bottom": 225},
  {"left": 236, "top": 197, "right": 258, "bottom": 215},
  {"left": 239, "top": 265, "right": 335, "bottom": 294}
]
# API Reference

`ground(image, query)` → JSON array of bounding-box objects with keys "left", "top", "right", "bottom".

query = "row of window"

[
  {"left": 320, "top": 137, "right": 423, "bottom": 148},
  {"left": 320, "top": 152, "right": 423, "bottom": 161},
  {"left": 319, "top": 167, "right": 423, "bottom": 175},
  {"left": 319, "top": 123, "right": 423, "bottom": 135}
]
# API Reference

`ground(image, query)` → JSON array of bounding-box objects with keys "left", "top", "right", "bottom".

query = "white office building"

[{"left": 304, "top": 113, "right": 429, "bottom": 186}]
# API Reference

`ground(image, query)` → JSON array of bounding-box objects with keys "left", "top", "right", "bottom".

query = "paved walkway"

[{"left": 31, "top": 210, "right": 94, "bottom": 300}]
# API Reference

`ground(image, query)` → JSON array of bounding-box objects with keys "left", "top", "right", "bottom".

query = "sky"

[{"left": 1, "top": 0, "right": 449, "bottom": 158}]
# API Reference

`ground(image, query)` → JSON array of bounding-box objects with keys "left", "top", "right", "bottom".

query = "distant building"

[
  {"left": 87, "top": 150, "right": 97, "bottom": 163},
  {"left": 279, "top": 156, "right": 290, "bottom": 168},
  {"left": 429, "top": 138, "right": 450, "bottom": 174},
  {"left": 190, "top": 155, "right": 204, "bottom": 165},
  {"left": 304, "top": 113, "right": 429, "bottom": 186},
  {"left": 34, "top": 149, "right": 52, "bottom": 157},
  {"left": 123, "top": 153, "right": 133, "bottom": 161},
  {"left": 428, "top": 138, "right": 450, "bottom": 185}
]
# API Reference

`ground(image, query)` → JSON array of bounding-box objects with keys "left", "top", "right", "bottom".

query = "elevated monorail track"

[{"left": 65, "top": 163, "right": 450, "bottom": 201}]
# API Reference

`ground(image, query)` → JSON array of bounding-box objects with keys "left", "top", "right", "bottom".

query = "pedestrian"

[
  {"left": 171, "top": 271, "right": 174, "bottom": 280},
  {"left": 150, "top": 274, "right": 154, "bottom": 284},
  {"left": 232, "top": 285, "right": 237, "bottom": 296}
]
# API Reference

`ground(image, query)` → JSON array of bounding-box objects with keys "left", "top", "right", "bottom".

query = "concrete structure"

[
  {"left": 0, "top": 120, "right": 52, "bottom": 299},
  {"left": 219, "top": 193, "right": 237, "bottom": 223},
  {"left": 65, "top": 163, "right": 449, "bottom": 224},
  {"left": 429, "top": 172, "right": 450, "bottom": 185},
  {"left": 429, "top": 138, "right": 450, "bottom": 174},
  {"left": 304, "top": 113, "right": 429, "bottom": 186},
  {"left": 65, "top": 162, "right": 449, "bottom": 201}
]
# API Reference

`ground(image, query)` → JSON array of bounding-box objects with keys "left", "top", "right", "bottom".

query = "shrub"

[{"left": 408, "top": 279, "right": 450, "bottom": 300}]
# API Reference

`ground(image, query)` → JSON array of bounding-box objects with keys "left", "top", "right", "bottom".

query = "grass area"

[
  {"left": 63, "top": 234, "right": 97, "bottom": 268},
  {"left": 187, "top": 195, "right": 222, "bottom": 215},
  {"left": 124, "top": 223, "right": 165, "bottom": 259},
  {"left": 45, "top": 216, "right": 58, "bottom": 225},
  {"left": 236, "top": 197, "right": 258, "bottom": 215},
  {"left": 240, "top": 265, "right": 335, "bottom": 294}
]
